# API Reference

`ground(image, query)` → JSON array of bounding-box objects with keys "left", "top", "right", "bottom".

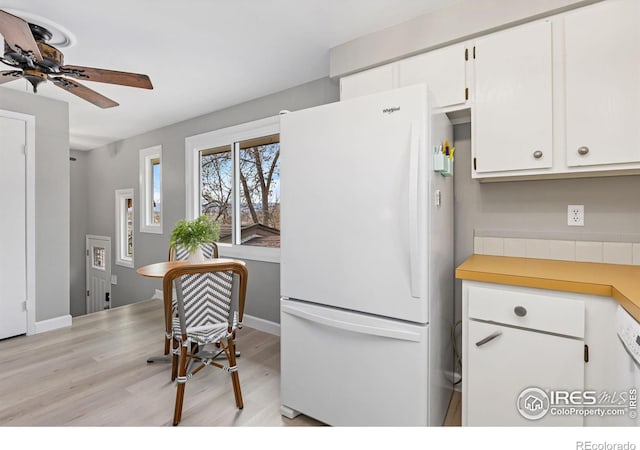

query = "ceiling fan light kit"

[{"left": 0, "top": 9, "right": 153, "bottom": 108}]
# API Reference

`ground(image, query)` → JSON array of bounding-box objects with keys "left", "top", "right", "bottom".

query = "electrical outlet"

[{"left": 568, "top": 205, "right": 584, "bottom": 226}]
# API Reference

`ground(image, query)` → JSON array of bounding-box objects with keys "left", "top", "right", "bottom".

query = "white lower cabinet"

[
  {"left": 463, "top": 281, "right": 589, "bottom": 426},
  {"left": 466, "top": 320, "right": 584, "bottom": 426}
]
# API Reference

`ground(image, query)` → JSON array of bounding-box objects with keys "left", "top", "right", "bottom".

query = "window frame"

[
  {"left": 185, "top": 115, "right": 280, "bottom": 263},
  {"left": 139, "top": 145, "right": 163, "bottom": 234},
  {"left": 115, "top": 188, "right": 135, "bottom": 268}
]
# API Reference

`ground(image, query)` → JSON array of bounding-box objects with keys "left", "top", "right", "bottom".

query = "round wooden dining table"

[{"left": 135, "top": 258, "right": 242, "bottom": 279}]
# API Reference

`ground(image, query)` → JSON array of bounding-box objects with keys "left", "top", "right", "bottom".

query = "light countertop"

[{"left": 455, "top": 254, "right": 640, "bottom": 322}]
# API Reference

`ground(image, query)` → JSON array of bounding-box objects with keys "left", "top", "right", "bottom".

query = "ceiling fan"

[{"left": 0, "top": 9, "right": 153, "bottom": 108}]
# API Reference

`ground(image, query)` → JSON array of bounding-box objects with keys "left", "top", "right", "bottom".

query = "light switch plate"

[{"left": 111, "top": 275, "right": 118, "bottom": 285}]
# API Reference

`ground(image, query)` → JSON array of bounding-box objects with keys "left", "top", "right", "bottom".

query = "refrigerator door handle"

[
  {"left": 408, "top": 119, "right": 422, "bottom": 299},
  {"left": 282, "top": 303, "right": 422, "bottom": 342}
]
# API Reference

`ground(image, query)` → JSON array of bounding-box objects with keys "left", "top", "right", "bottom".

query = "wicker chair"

[{"left": 162, "top": 260, "right": 248, "bottom": 426}]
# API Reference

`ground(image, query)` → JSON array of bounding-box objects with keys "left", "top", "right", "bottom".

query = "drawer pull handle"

[
  {"left": 475, "top": 331, "right": 502, "bottom": 347},
  {"left": 578, "top": 146, "right": 590, "bottom": 156},
  {"left": 514, "top": 306, "right": 527, "bottom": 317},
  {"left": 533, "top": 150, "right": 543, "bottom": 159}
]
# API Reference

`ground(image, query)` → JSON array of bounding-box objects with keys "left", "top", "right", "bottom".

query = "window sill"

[
  {"left": 116, "top": 259, "right": 134, "bottom": 269},
  {"left": 140, "top": 225, "right": 163, "bottom": 234},
  {"left": 217, "top": 244, "right": 280, "bottom": 264}
]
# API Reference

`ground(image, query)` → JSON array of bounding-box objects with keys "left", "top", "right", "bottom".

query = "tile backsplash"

[{"left": 474, "top": 236, "right": 640, "bottom": 265}]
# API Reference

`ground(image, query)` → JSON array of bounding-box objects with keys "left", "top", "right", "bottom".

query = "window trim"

[
  {"left": 139, "top": 145, "right": 163, "bottom": 234},
  {"left": 185, "top": 115, "right": 281, "bottom": 263},
  {"left": 115, "top": 188, "right": 135, "bottom": 268}
]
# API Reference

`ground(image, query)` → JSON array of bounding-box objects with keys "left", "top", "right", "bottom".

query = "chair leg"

[
  {"left": 170, "top": 338, "right": 179, "bottom": 381},
  {"left": 226, "top": 337, "right": 243, "bottom": 409},
  {"left": 173, "top": 343, "right": 189, "bottom": 426}
]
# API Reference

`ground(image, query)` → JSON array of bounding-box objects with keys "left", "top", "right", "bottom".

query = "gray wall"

[
  {"left": 0, "top": 87, "right": 70, "bottom": 322},
  {"left": 453, "top": 123, "right": 640, "bottom": 321},
  {"left": 70, "top": 150, "right": 89, "bottom": 317},
  {"left": 81, "top": 77, "right": 339, "bottom": 322}
]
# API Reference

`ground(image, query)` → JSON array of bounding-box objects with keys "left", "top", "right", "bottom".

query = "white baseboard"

[
  {"left": 34, "top": 314, "right": 72, "bottom": 334},
  {"left": 243, "top": 314, "right": 280, "bottom": 336}
]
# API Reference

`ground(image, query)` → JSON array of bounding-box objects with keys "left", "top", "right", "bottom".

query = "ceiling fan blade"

[
  {"left": 0, "top": 10, "right": 42, "bottom": 62},
  {"left": 50, "top": 76, "right": 119, "bottom": 108},
  {"left": 0, "top": 69, "right": 22, "bottom": 85},
  {"left": 61, "top": 65, "right": 153, "bottom": 89}
]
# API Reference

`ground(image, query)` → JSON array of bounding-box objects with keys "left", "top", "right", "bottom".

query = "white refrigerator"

[{"left": 279, "top": 84, "right": 454, "bottom": 426}]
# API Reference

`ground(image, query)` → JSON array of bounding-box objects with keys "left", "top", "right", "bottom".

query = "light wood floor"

[{"left": 0, "top": 299, "right": 461, "bottom": 426}]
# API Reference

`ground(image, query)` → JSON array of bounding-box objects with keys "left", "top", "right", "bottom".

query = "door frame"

[
  {"left": 85, "top": 235, "right": 112, "bottom": 313},
  {"left": 0, "top": 109, "right": 36, "bottom": 335}
]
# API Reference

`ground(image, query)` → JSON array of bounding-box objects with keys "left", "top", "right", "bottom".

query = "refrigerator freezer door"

[
  {"left": 280, "top": 299, "right": 431, "bottom": 426},
  {"left": 280, "top": 84, "right": 430, "bottom": 323}
]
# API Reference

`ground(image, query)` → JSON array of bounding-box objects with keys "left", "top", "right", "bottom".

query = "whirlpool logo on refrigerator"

[{"left": 382, "top": 107, "right": 400, "bottom": 114}]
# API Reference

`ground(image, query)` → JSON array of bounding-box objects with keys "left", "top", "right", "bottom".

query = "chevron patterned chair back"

[
  {"left": 163, "top": 260, "right": 248, "bottom": 426},
  {"left": 169, "top": 242, "right": 219, "bottom": 261}
]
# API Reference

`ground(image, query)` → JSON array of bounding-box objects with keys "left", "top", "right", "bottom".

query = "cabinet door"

[
  {"left": 339, "top": 64, "right": 395, "bottom": 101},
  {"left": 565, "top": 0, "right": 640, "bottom": 167},
  {"left": 473, "top": 21, "right": 553, "bottom": 173},
  {"left": 466, "top": 320, "right": 584, "bottom": 426},
  {"left": 397, "top": 44, "right": 467, "bottom": 108}
]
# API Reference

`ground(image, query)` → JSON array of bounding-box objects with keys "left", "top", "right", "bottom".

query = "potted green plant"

[{"left": 170, "top": 215, "right": 220, "bottom": 263}]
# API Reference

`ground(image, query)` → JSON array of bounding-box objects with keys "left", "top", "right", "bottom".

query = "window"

[
  {"left": 115, "top": 188, "right": 134, "bottom": 267},
  {"left": 186, "top": 116, "right": 280, "bottom": 262},
  {"left": 139, "top": 145, "right": 162, "bottom": 233}
]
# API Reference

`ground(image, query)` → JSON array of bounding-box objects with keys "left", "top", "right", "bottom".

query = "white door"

[
  {"left": 86, "top": 235, "right": 111, "bottom": 313},
  {"left": 0, "top": 116, "right": 27, "bottom": 340},
  {"left": 280, "top": 85, "right": 430, "bottom": 323},
  {"left": 473, "top": 20, "right": 553, "bottom": 173},
  {"left": 466, "top": 320, "right": 584, "bottom": 426},
  {"left": 565, "top": 0, "right": 640, "bottom": 167}
]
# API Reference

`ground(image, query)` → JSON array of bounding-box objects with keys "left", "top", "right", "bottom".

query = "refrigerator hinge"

[
  {"left": 464, "top": 48, "right": 468, "bottom": 61},
  {"left": 584, "top": 344, "right": 589, "bottom": 363},
  {"left": 473, "top": 157, "right": 477, "bottom": 171}
]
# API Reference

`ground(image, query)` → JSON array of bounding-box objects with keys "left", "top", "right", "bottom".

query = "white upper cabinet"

[
  {"left": 340, "top": 44, "right": 467, "bottom": 110},
  {"left": 340, "top": 64, "right": 395, "bottom": 101},
  {"left": 473, "top": 21, "right": 553, "bottom": 174},
  {"left": 564, "top": 0, "right": 640, "bottom": 167},
  {"left": 397, "top": 44, "right": 467, "bottom": 108}
]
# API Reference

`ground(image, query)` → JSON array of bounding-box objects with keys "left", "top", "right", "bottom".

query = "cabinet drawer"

[{"left": 467, "top": 285, "right": 584, "bottom": 338}]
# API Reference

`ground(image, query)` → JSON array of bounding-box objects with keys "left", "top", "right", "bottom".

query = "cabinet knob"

[
  {"left": 514, "top": 306, "right": 527, "bottom": 317},
  {"left": 578, "top": 146, "right": 590, "bottom": 156},
  {"left": 533, "top": 150, "right": 543, "bottom": 159}
]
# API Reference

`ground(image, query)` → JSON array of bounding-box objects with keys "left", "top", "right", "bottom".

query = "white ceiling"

[{"left": 0, "top": 0, "right": 459, "bottom": 150}]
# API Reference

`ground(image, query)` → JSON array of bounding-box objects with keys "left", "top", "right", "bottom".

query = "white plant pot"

[{"left": 187, "top": 246, "right": 205, "bottom": 264}]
